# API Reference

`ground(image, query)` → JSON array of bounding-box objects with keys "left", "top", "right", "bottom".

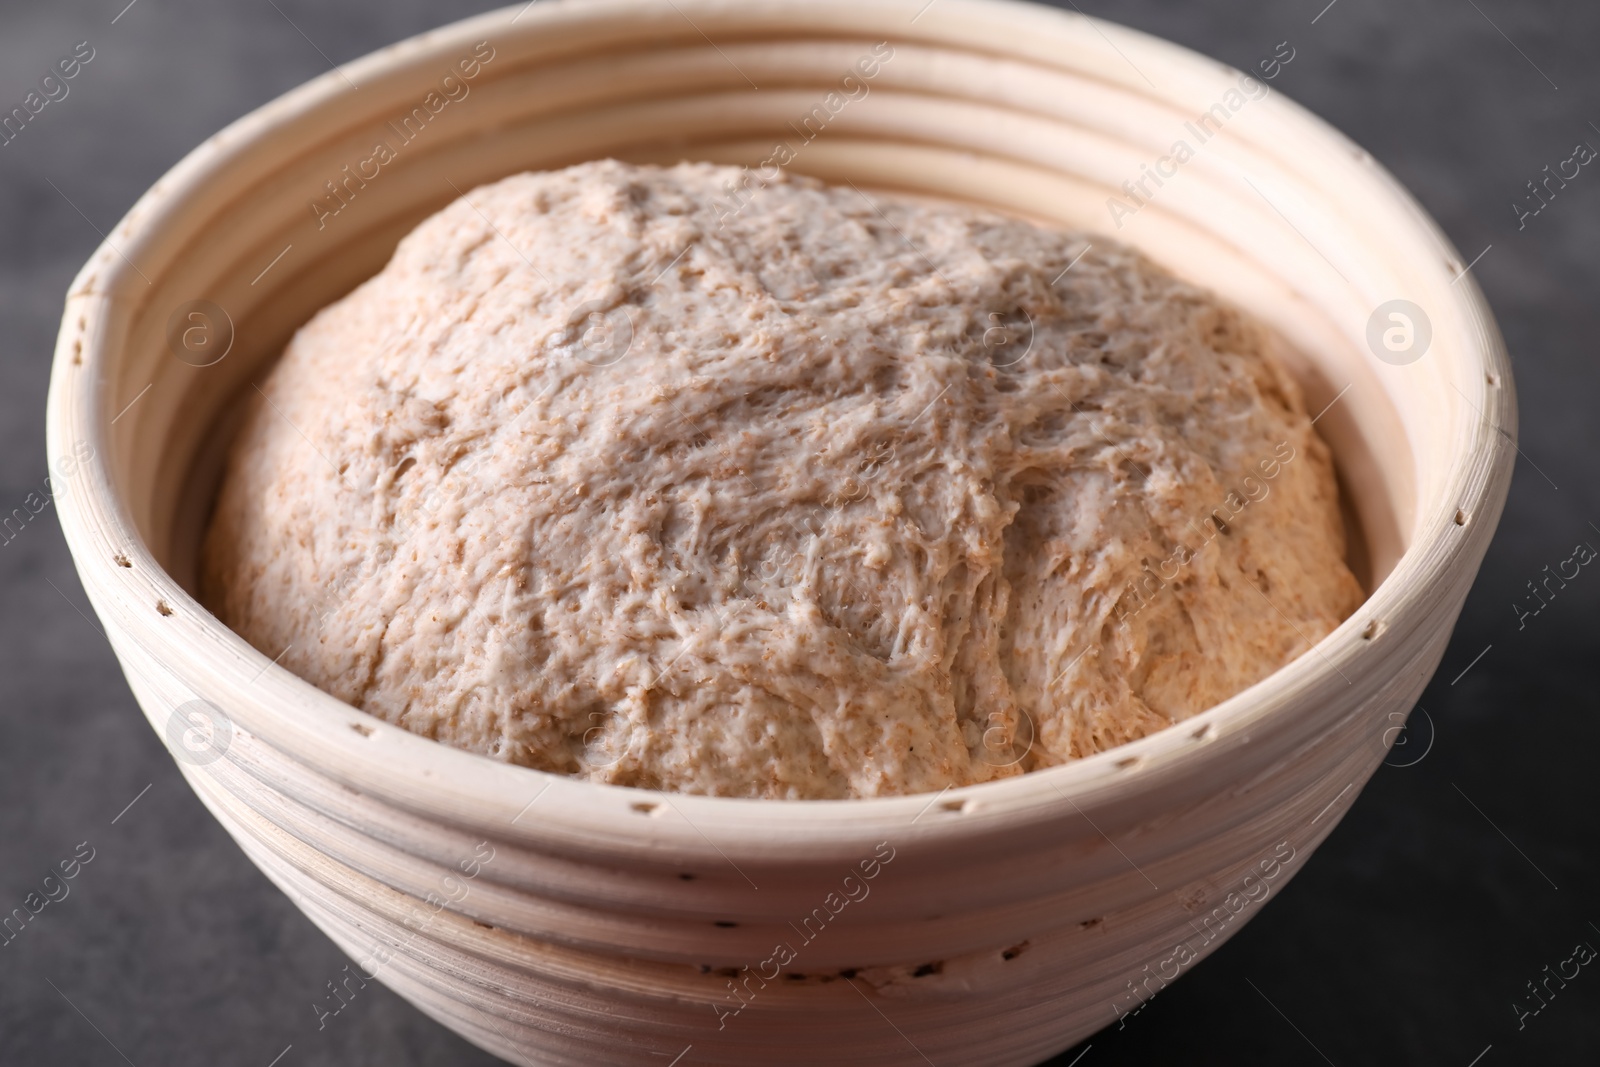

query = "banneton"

[
  {"left": 309, "top": 41, "right": 498, "bottom": 230},
  {"left": 1110, "top": 840, "right": 1297, "bottom": 1030},
  {"left": 710, "top": 41, "right": 895, "bottom": 227},
  {"left": 715, "top": 841, "right": 897, "bottom": 1030},
  {"left": 1104, "top": 40, "right": 1297, "bottom": 230}
]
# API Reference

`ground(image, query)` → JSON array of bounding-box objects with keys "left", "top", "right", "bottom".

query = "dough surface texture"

[{"left": 202, "top": 160, "right": 1363, "bottom": 800}]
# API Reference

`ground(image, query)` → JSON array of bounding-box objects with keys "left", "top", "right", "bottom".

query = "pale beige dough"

[{"left": 202, "top": 160, "right": 1363, "bottom": 800}]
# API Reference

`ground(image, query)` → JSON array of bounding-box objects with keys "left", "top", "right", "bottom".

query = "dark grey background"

[{"left": 1, "top": 1, "right": 1594, "bottom": 1064}]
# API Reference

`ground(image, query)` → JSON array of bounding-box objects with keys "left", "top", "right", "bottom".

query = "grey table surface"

[{"left": 1, "top": 1, "right": 1595, "bottom": 1064}]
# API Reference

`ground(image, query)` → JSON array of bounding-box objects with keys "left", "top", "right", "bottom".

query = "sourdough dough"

[{"left": 202, "top": 160, "right": 1363, "bottom": 800}]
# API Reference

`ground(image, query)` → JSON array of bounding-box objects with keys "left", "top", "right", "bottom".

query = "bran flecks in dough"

[{"left": 202, "top": 160, "right": 1363, "bottom": 800}]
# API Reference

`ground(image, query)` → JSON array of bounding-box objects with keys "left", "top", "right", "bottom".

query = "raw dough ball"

[{"left": 202, "top": 160, "right": 1363, "bottom": 800}]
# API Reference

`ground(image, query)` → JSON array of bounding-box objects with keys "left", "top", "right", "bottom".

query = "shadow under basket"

[{"left": 47, "top": 1, "right": 1514, "bottom": 1064}]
